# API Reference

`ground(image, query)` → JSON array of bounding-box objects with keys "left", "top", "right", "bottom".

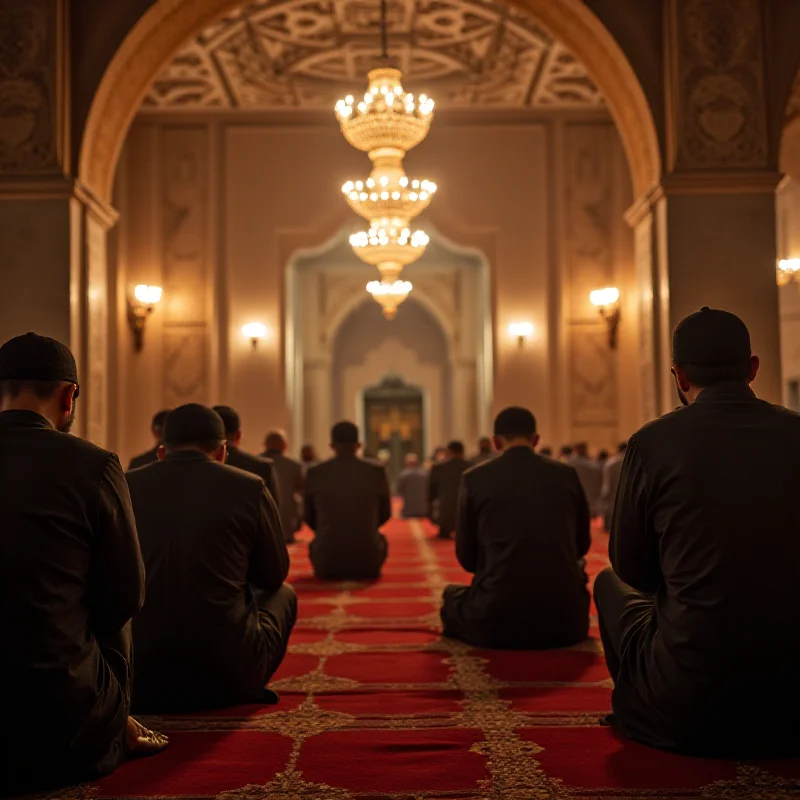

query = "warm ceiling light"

[
  {"left": 590, "top": 287, "right": 621, "bottom": 350},
  {"left": 367, "top": 279, "right": 412, "bottom": 320},
  {"left": 133, "top": 284, "right": 163, "bottom": 305},
  {"left": 242, "top": 322, "right": 268, "bottom": 349}
]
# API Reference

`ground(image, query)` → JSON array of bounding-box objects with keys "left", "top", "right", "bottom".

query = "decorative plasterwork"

[{"left": 143, "top": 0, "right": 605, "bottom": 111}]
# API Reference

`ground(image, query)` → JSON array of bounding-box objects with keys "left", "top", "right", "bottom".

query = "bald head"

[{"left": 265, "top": 430, "right": 287, "bottom": 453}]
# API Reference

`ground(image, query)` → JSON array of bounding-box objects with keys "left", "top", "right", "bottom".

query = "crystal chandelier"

[{"left": 334, "top": 0, "right": 436, "bottom": 318}]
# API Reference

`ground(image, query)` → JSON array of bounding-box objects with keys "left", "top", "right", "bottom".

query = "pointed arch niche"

[{"left": 285, "top": 226, "right": 492, "bottom": 456}]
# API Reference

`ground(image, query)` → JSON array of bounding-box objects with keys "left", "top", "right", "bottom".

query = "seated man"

[
  {"left": 441, "top": 406, "right": 590, "bottom": 649},
  {"left": 0, "top": 333, "right": 166, "bottom": 794},
  {"left": 396, "top": 453, "right": 429, "bottom": 518},
  {"left": 128, "top": 408, "right": 171, "bottom": 470},
  {"left": 568, "top": 442, "right": 603, "bottom": 518},
  {"left": 599, "top": 441, "right": 627, "bottom": 530},
  {"left": 428, "top": 440, "right": 471, "bottom": 539},
  {"left": 127, "top": 404, "right": 296, "bottom": 712},
  {"left": 213, "top": 405, "right": 279, "bottom": 501},
  {"left": 261, "top": 429, "right": 304, "bottom": 544},
  {"left": 304, "top": 421, "right": 391, "bottom": 580},
  {"left": 595, "top": 307, "right": 800, "bottom": 757}
]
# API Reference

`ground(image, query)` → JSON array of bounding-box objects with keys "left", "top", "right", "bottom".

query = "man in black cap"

[
  {"left": 128, "top": 408, "right": 172, "bottom": 470},
  {"left": 428, "top": 440, "right": 471, "bottom": 539},
  {"left": 261, "top": 429, "right": 304, "bottom": 544},
  {"left": 441, "top": 406, "right": 591, "bottom": 649},
  {"left": 212, "top": 405, "right": 280, "bottom": 504},
  {"left": 0, "top": 333, "right": 167, "bottom": 794},
  {"left": 594, "top": 307, "right": 800, "bottom": 757},
  {"left": 304, "top": 421, "right": 391, "bottom": 580},
  {"left": 126, "top": 403, "right": 296, "bottom": 711}
]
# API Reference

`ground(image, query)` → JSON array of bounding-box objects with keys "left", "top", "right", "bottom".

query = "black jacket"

[
  {"left": 0, "top": 411, "right": 143, "bottom": 791},
  {"left": 454, "top": 446, "right": 590, "bottom": 647},
  {"left": 226, "top": 446, "right": 279, "bottom": 504},
  {"left": 126, "top": 451, "right": 288, "bottom": 710},
  {"left": 610, "top": 382, "right": 800, "bottom": 753},
  {"left": 262, "top": 449, "right": 304, "bottom": 540},
  {"left": 429, "top": 457, "right": 471, "bottom": 535},
  {"left": 128, "top": 445, "right": 159, "bottom": 471},
  {"left": 304, "top": 454, "right": 391, "bottom": 579}
]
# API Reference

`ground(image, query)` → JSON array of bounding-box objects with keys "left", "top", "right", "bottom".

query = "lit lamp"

[
  {"left": 367, "top": 279, "right": 412, "bottom": 320},
  {"left": 127, "top": 284, "right": 162, "bottom": 352},
  {"left": 590, "top": 287, "right": 621, "bottom": 350},
  {"left": 777, "top": 259, "right": 800, "bottom": 287},
  {"left": 508, "top": 321, "right": 534, "bottom": 350},
  {"left": 242, "top": 322, "right": 268, "bottom": 350}
]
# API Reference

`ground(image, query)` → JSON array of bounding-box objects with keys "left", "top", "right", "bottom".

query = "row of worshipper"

[
  {"left": 0, "top": 338, "right": 297, "bottom": 794},
  {"left": 399, "top": 436, "right": 626, "bottom": 535},
  {"left": 438, "top": 307, "right": 800, "bottom": 759}
]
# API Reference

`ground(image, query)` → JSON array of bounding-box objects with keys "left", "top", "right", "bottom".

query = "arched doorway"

[
  {"left": 79, "top": 0, "right": 660, "bottom": 206},
  {"left": 363, "top": 376, "right": 425, "bottom": 486}
]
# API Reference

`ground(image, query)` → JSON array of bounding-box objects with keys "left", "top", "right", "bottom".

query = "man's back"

[
  {"left": 569, "top": 455, "right": 602, "bottom": 515},
  {"left": 458, "top": 448, "right": 590, "bottom": 646},
  {"left": 227, "top": 446, "right": 277, "bottom": 496},
  {"left": 600, "top": 453, "right": 624, "bottom": 521},
  {"left": 128, "top": 446, "right": 158, "bottom": 471},
  {"left": 429, "top": 457, "right": 471, "bottom": 534},
  {"left": 615, "top": 383, "right": 800, "bottom": 738},
  {"left": 262, "top": 450, "right": 304, "bottom": 539},
  {"left": 397, "top": 465, "right": 429, "bottom": 517},
  {"left": 126, "top": 452, "right": 288, "bottom": 709},
  {"left": 0, "top": 411, "right": 144, "bottom": 784},
  {"left": 305, "top": 455, "right": 391, "bottom": 579}
]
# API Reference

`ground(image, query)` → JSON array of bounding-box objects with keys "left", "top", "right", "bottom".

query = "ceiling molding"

[{"left": 143, "top": 0, "right": 605, "bottom": 111}]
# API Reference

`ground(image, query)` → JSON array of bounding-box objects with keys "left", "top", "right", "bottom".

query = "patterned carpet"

[{"left": 44, "top": 517, "right": 800, "bottom": 799}]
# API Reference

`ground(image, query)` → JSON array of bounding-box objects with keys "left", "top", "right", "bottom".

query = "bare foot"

[{"left": 125, "top": 717, "right": 169, "bottom": 758}]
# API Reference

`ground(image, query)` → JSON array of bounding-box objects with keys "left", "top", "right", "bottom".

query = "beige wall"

[{"left": 113, "top": 110, "right": 636, "bottom": 463}]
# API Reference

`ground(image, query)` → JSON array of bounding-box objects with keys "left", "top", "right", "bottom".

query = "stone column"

[
  {"left": 0, "top": 0, "right": 117, "bottom": 444},
  {"left": 629, "top": 0, "right": 783, "bottom": 416}
]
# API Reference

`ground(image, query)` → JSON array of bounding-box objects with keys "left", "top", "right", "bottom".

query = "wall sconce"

[
  {"left": 127, "top": 284, "right": 162, "bottom": 352},
  {"left": 508, "top": 321, "right": 534, "bottom": 350},
  {"left": 590, "top": 287, "right": 620, "bottom": 350},
  {"left": 242, "top": 322, "right": 269, "bottom": 350},
  {"left": 777, "top": 259, "right": 800, "bottom": 287}
]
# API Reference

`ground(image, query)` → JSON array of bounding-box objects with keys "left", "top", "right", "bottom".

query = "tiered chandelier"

[{"left": 334, "top": 0, "right": 436, "bottom": 319}]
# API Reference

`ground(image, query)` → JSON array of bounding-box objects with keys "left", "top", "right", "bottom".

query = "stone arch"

[{"left": 79, "top": 0, "right": 660, "bottom": 206}]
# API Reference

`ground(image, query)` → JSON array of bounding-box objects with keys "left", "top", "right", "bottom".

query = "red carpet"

[{"left": 57, "top": 518, "right": 799, "bottom": 798}]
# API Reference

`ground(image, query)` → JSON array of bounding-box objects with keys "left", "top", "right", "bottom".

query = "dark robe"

[
  {"left": 595, "top": 382, "right": 800, "bottom": 757},
  {"left": 0, "top": 411, "right": 144, "bottom": 794},
  {"left": 428, "top": 457, "right": 471, "bottom": 537},
  {"left": 262, "top": 449, "right": 304, "bottom": 542},
  {"left": 304, "top": 454, "right": 391, "bottom": 580},
  {"left": 226, "top": 445, "right": 280, "bottom": 505},
  {"left": 126, "top": 451, "right": 295, "bottom": 712},
  {"left": 441, "top": 447, "right": 590, "bottom": 649},
  {"left": 128, "top": 445, "right": 158, "bottom": 471}
]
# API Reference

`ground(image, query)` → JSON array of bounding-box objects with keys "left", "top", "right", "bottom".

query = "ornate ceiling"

[{"left": 143, "top": 0, "right": 606, "bottom": 111}]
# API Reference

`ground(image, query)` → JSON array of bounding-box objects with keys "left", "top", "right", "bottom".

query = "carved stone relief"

[
  {"left": 672, "top": 0, "right": 768, "bottom": 169},
  {"left": 0, "top": 0, "right": 59, "bottom": 173},
  {"left": 144, "top": 0, "right": 604, "bottom": 111},
  {"left": 564, "top": 123, "right": 617, "bottom": 434},
  {"left": 161, "top": 126, "right": 210, "bottom": 405}
]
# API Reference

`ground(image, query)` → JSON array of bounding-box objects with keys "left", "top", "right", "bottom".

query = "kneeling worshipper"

[
  {"left": 261, "top": 429, "right": 305, "bottom": 544},
  {"left": 213, "top": 404, "right": 279, "bottom": 501},
  {"left": 428, "top": 440, "right": 471, "bottom": 539},
  {"left": 0, "top": 333, "right": 167, "bottom": 795},
  {"left": 441, "top": 406, "right": 591, "bottom": 649},
  {"left": 594, "top": 307, "right": 800, "bottom": 758},
  {"left": 304, "top": 421, "right": 392, "bottom": 580},
  {"left": 126, "top": 404, "right": 297, "bottom": 712},
  {"left": 396, "top": 453, "right": 429, "bottom": 518}
]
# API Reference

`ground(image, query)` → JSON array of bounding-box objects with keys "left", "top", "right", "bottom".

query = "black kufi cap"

[
  {"left": 672, "top": 307, "right": 751, "bottom": 367},
  {"left": 164, "top": 404, "right": 226, "bottom": 445},
  {"left": 0, "top": 333, "right": 80, "bottom": 397}
]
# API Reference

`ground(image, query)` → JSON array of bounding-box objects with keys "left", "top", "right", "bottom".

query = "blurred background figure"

[
  {"left": 262, "top": 430, "right": 304, "bottom": 544},
  {"left": 568, "top": 442, "right": 603, "bottom": 519},
  {"left": 396, "top": 453, "right": 429, "bottom": 518},
  {"left": 600, "top": 441, "right": 628, "bottom": 531},
  {"left": 428, "top": 441, "right": 470, "bottom": 539},
  {"left": 470, "top": 436, "right": 496, "bottom": 466},
  {"left": 559, "top": 445, "right": 574, "bottom": 462},
  {"left": 300, "top": 444, "right": 318, "bottom": 478},
  {"left": 597, "top": 449, "right": 609, "bottom": 465},
  {"left": 538, "top": 446, "right": 553, "bottom": 457},
  {"left": 128, "top": 409, "right": 171, "bottom": 470}
]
